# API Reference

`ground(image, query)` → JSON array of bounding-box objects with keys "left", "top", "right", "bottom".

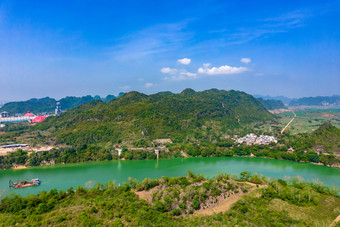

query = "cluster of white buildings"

[{"left": 235, "top": 133, "right": 277, "bottom": 145}]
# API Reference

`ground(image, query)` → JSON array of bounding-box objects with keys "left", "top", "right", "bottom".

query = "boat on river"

[{"left": 9, "top": 179, "right": 41, "bottom": 189}]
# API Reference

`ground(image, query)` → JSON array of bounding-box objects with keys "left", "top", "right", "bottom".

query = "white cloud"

[
  {"left": 177, "top": 58, "right": 191, "bottom": 65},
  {"left": 240, "top": 58, "right": 251, "bottom": 64},
  {"left": 180, "top": 72, "right": 197, "bottom": 78},
  {"left": 162, "top": 61, "right": 248, "bottom": 81},
  {"left": 120, "top": 85, "right": 131, "bottom": 90},
  {"left": 203, "top": 63, "right": 211, "bottom": 68},
  {"left": 163, "top": 69, "right": 197, "bottom": 81},
  {"left": 145, "top": 82, "right": 155, "bottom": 88},
  {"left": 161, "top": 67, "right": 178, "bottom": 74},
  {"left": 198, "top": 64, "right": 248, "bottom": 75}
]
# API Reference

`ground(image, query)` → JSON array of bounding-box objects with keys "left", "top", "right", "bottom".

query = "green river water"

[{"left": 0, "top": 157, "right": 339, "bottom": 197}]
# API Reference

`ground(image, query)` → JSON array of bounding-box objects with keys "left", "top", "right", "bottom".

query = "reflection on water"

[
  {"left": 0, "top": 157, "right": 339, "bottom": 197},
  {"left": 117, "top": 160, "right": 121, "bottom": 171}
]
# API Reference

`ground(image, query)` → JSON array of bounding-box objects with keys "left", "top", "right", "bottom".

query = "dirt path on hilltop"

[
  {"left": 135, "top": 187, "right": 159, "bottom": 203},
  {"left": 135, "top": 182, "right": 266, "bottom": 217},
  {"left": 330, "top": 214, "right": 340, "bottom": 227},
  {"left": 194, "top": 193, "right": 243, "bottom": 215},
  {"left": 195, "top": 184, "right": 265, "bottom": 216}
]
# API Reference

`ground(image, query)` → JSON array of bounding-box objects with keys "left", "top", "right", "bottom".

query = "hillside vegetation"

[
  {"left": 286, "top": 122, "right": 340, "bottom": 154},
  {"left": 34, "top": 89, "right": 274, "bottom": 146},
  {"left": 1, "top": 122, "right": 339, "bottom": 170},
  {"left": 257, "top": 98, "right": 286, "bottom": 110},
  {"left": 0, "top": 172, "right": 339, "bottom": 226},
  {"left": 0, "top": 94, "right": 124, "bottom": 115},
  {"left": 2, "top": 89, "right": 339, "bottom": 169},
  {"left": 0, "top": 97, "right": 56, "bottom": 114}
]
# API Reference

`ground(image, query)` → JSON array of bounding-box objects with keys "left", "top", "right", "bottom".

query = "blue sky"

[{"left": 0, "top": 0, "right": 339, "bottom": 101}]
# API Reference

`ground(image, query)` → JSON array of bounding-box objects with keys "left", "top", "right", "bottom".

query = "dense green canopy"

[
  {"left": 34, "top": 89, "right": 274, "bottom": 146},
  {"left": 257, "top": 98, "right": 286, "bottom": 110},
  {"left": 0, "top": 94, "right": 121, "bottom": 114}
]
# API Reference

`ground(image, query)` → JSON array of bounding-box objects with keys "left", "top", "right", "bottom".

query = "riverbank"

[
  {"left": 2, "top": 152, "right": 338, "bottom": 172},
  {"left": 2, "top": 122, "right": 339, "bottom": 170},
  {"left": 12, "top": 165, "right": 27, "bottom": 170},
  {"left": 245, "top": 155, "right": 340, "bottom": 169},
  {"left": 0, "top": 145, "right": 54, "bottom": 156}
]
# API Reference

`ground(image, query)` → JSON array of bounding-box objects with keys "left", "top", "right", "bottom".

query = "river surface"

[{"left": 0, "top": 157, "right": 339, "bottom": 197}]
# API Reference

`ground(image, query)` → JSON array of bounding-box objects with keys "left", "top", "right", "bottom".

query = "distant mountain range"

[
  {"left": 254, "top": 94, "right": 340, "bottom": 107},
  {"left": 253, "top": 95, "right": 292, "bottom": 104},
  {"left": 256, "top": 98, "right": 286, "bottom": 110},
  {"left": 289, "top": 95, "right": 340, "bottom": 106},
  {"left": 0, "top": 93, "right": 124, "bottom": 114}
]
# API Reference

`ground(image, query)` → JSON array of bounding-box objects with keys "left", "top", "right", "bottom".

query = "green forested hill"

[
  {"left": 284, "top": 122, "right": 340, "bottom": 156},
  {"left": 306, "top": 123, "right": 340, "bottom": 152},
  {"left": 35, "top": 89, "right": 274, "bottom": 146},
  {"left": 257, "top": 98, "right": 286, "bottom": 110},
  {"left": 59, "top": 95, "right": 101, "bottom": 110},
  {"left": 0, "top": 94, "right": 122, "bottom": 114},
  {"left": 0, "top": 97, "right": 56, "bottom": 114}
]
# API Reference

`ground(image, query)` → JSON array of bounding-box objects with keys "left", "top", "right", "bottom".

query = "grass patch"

[{"left": 269, "top": 195, "right": 340, "bottom": 226}]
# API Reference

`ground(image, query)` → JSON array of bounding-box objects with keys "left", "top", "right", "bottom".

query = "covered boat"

[{"left": 9, "top": 178, "right": 41, "bottom": 188}]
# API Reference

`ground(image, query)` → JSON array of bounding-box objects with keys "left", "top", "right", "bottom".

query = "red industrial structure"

[
  {"left": 32, "top": 116, "right": 46, "bottom": 123},
  {"left": 24, "top": 111, "right": 35, "bottom": 117}
]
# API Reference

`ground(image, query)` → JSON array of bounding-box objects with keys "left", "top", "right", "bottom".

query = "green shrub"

[
  {"left": 179, "top": 203, "right": 187, "bottom": 210},
  {"left": 191, "top": 199, "right": 200, "bottom": 210},
  {"left": 154, "top": 201, "right": 166, "bottom": 212},
  {"left": 170, "top": 208, "right": 181, "bottom": 216},
  {"left": 211, "top": 189, "right": 221, "bottom": 196},
  {"left": 91, "top": 206, "right": 98, "bottom": 213}
]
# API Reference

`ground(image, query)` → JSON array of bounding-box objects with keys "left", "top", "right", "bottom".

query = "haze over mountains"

[
  {"left": 1, "top": 91, "right": 339, "bottom": 115},
  {"left": 289, "top": 95, "right": 340, "bottom": 106},
  {"left": 256, "top": 98, "right": 286, "bottom": 110},
  {"left": 253, "top": 95, "right": 292, "bottom": 105},
  {"left": 254, "top": 95, "right": 340, "bottom": 107},
  {"left": 0, "top": 93, "right": 124, "bottom": 114}
]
